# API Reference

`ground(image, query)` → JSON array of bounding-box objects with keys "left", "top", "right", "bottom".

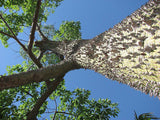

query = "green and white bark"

[{"left": 0, "top": 0, "right": 160, "bottom": 99}]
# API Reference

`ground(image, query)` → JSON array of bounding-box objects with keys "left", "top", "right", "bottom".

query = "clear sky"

[{"left": 0, "top": 0, "right": 160, "bottom": 120}]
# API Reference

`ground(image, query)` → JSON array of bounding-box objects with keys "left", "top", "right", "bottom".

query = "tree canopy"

[{"left": 0, "top": 0, "right": 160, "bottom": 119}]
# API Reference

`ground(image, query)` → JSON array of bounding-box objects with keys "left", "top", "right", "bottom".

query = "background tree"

[{"left": 0, "top": 0, "right": 160, "bottom": 119}]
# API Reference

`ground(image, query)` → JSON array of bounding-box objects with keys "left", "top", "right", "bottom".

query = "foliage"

[
  {"left": 53, "top": 21, "right": 81, "bottom": 41},
  {"left": 40, "top": 25, "right": 56, "bottom": 40},
  {"left": 134, "top": 111, "right": 160, "bottom": 120},
  {"left": 0, "top": 0, "right": 63, "bottom": 47},
  {"left": 51, "top": 87, "right": 119, "bottom": 120},
  {"left": 0, "top": 63, "right": 43, "bottom": 119}
]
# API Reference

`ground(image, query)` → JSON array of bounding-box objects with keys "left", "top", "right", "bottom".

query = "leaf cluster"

[
  {"left": 53, "top": 21, "right": 81, "bottom": 41},
  {"left": 50, "top": 87, "right": 119, "bottom": 120},
  {"left": 0, "top": 0, "right": 63, "bottom": 47}
]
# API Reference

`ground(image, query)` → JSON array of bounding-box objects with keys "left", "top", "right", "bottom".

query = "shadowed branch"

[{"left": 27, "top": 76, "right": 64, "bottom": 120}]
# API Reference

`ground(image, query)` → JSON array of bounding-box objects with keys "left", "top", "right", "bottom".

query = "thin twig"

[
  {"left": 19, "top": 39, "right": 28, "bottom": 43},
  {"left": 0, "top": 14, "right": 27, "bottom": 51},
  {"left": 28, "top": 52, "right": 43, "bottom": 68},
  {"left": 36, "top": 24, "right": 48, "bottom": 41},
  {"left": 53, "top": 99, "right": 58, "bottom": 120},
  {"left": 27, "top": 64, "right": 35, "bottom": 71},
  {"left": 0, "top": 30, "right": 15, "bottom": 38},
  {"left": 56, "top": 111, "right": 74, "bottom": 116},
  {"left": 37, "top": 50, "right": 45, "bottom": 61},
  {"left": 23, "top": 89, "right": 34, "bottom": 98},
  {"left": 0, "top": 4, "right": 43, "bottom": 68}
]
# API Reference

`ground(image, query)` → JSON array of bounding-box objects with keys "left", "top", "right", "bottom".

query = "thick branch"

[
  {"left": 26, "top": 0, "right": 43, "bottom": 68},
  {"left": 35, "top": 39, "right": 90, "bottom": 57},
  {"left": 28, "top": 0, "right": 42, "bottom": 51},
  {"left": 0, "top": 60, "right": 80, "bottom": 90},
  {"left": 27, "top": 76, "right": 64, "bottom": 120},
  {"left": 28, "top": 52, "right": 43, "bottom": 68}
]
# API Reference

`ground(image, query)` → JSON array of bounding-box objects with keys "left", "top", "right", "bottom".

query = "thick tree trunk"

[
  {"left": 74, "top": 0, "right": 160, "bottom": 98},
  {"left": 0, "top": 0, "right": 160, "bottom": 99}
]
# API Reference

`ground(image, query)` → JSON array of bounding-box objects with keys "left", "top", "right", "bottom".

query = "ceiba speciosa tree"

[{"left": 0, "top": 0, "right": 160, "bottom": 100}]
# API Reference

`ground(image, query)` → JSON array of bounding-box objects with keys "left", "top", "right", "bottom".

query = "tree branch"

[
  {"left": 56, "top": 111, "right": 74, "bottom": 116},
  {"left": 28, "top": 0, "right": 42, "bottom": 51},
  {"left": 25, "top": 0, "right": 43, "bottom": 68},
  {"left": 53, "top": 111, "right": 74, "bottom": 120},
  {"left": 37, "top": 50, "right": 45, "bottom": 61},
  {"left": 0, "top": 14, "right": 27, "bottom": 51},
  {"left": 0, "top": 30, "right": 15, "bottom": 38},
  {"left": 35, "top": 39, "right": 90, "bottom": 58},
  {"left": 21, "top": 88, "right": 34, "bottom": 98},
  {"left": 27, "top": 76, "right": 64, "bottom": 120},
  {"left": 36, "top": 24, "right": 48, "bottom": 41},
  {"left": 0, "top": 11, "right": 42, "bottom": 68},
  {"left": 0, "top": 60, "right": 80, "bottom": 90},
  {"left": 52, "top": 99, "right": 58, "bottom": 120},
  {"left": 28, "top": 52, "right": 43, "bottom": 68}
]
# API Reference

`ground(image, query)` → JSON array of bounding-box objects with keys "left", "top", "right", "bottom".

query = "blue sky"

[{"left": 0, "top": 0, "right": 160, "bottom": 120}]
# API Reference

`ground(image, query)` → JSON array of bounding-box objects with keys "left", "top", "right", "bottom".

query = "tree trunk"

[
  {"left": 0, "top": 0, "right": 160, "bottom": 99},
  {"left": 74, "top": 0, "right": 160, "bottom": 98}
]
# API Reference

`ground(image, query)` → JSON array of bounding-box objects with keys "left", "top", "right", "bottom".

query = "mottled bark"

[
  {"left": 35, "top": 39, "right": 89, "bottom": 59},
  {"left": 74, "top": 0, "right": 160, "bottom": 98}
]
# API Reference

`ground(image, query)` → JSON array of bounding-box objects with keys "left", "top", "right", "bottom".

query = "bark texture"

[
  {"left": 0, "top": 60, "right": 80, "bottom": 90},
  {"left": 74, "top": 0, "right": 160, "bottom": 98}
]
